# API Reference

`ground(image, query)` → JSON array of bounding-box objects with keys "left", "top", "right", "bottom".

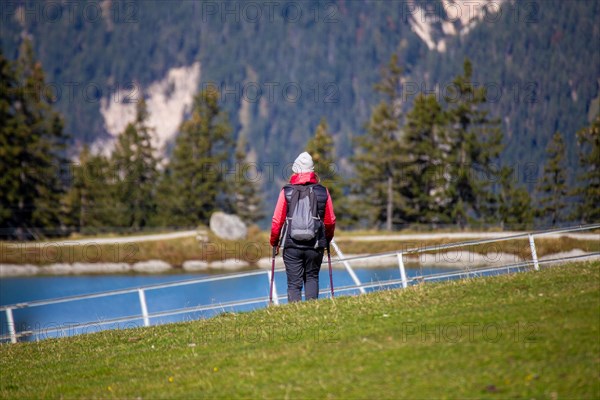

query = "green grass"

[{"left": 1, "top": 261, "right": 599, "bottom": 399}]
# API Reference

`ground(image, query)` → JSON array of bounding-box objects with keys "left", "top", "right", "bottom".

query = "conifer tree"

[
  {"left": 573, "top": 116, "right": 600, "bottom": 223},
  {"left": 497, "top": 166, "right": 533, "bottom": 229},
  {"left": 305, "top": 117, "right": 350, "bottom": 225},
  {"left": 0, "top": 41, "right": 68, "bottom": 239},
  {"left": 401, "top": 94, "right": 449, "bottom": 224},
  {"left": 153, "top": 166, "right": 180, "bottom": 227},
  {"left": 444, "top": 59, "right": 504, "bottom": 228},
  {"left": 64, "top": 145, "right": 120, "bottom": 233},
  {"left": 306, "top": 118, "right": 336, "bottom": 182},
  {"left": 537, "top": 131, "right": 568, "bottom": 226},
  {"left": 353, "top": 55, "right": 405, "bottom": 230},
  {"left": 0, "top": 51, "right": 14, "bottom": 234},
  {"left": 232, "top": 134, "right": 264, "bottom": 225},
  {"left": 112, "top": 99, "right": 159, "bottom": 230},
  {"left": 167, "top": 89, "right": 233, "bottom": 226}
]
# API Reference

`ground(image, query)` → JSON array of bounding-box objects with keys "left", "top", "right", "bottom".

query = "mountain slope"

[{"left": 1, "top": 0, "right": 598, "bottom": 204}]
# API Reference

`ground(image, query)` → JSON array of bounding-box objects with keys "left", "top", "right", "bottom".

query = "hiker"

[{"left": 270, "top": 152, "right": 336, "bottom": 302}]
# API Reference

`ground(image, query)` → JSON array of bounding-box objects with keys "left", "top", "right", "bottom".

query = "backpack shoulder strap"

[
  {"left": 308, "top": 185, "right": 319, "bottom": 219},
  {"left": 284, "top": 185, "right": 302, "bottom": 218}
]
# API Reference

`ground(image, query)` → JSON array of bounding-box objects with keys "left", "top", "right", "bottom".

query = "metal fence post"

[
  {"left": 528, "top": 234, "right": 540, "bottom": 271},
  {"left": 138, "top": 289, "right": 150, "bottom": 327},
  {"left": 397, "top": 252, "right": 408, "bottom": 289},
  {"left": 266, "top": 270, "right": 280, "bottom": 305},
  {"left": 5, "top": 308, "right": 17, "bottom": 344},
  {"left": 331, "top": 240, "right": 366, "bottom": 294}
]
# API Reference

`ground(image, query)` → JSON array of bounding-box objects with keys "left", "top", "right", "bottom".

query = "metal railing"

[{"left": 1, "top": 224, "right": 598, "bottom": 343}]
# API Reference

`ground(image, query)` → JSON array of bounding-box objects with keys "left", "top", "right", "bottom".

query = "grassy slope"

[{"left": 1, "top": 261, "right": 599, "bottom": 399}]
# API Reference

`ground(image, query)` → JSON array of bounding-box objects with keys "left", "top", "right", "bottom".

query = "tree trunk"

[{"left": 386, "top": 175, "right": 393, "bottom": 231}]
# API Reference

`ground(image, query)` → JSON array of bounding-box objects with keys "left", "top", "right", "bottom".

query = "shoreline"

[{"left": 1, "top": 249, "right": 597, "bottom": 277}]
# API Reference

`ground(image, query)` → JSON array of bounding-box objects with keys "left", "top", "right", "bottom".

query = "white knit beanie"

[{"left": 292, "top": 152, "right": 314, "bottom": 173}]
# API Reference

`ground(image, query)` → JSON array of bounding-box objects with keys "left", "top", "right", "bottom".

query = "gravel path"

[
  {"left": 5, "top": 230, "right": 198, "bottom": 247},
  {"left": 4, "top": 229, "right": 597, "bottom": 247}
]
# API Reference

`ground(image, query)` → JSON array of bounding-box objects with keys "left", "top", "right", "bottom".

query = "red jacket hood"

[{"left": 289, "top": 172, "right": 319, "bottom": 185}]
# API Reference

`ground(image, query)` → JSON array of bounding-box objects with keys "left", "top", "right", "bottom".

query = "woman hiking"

[{"left": 270, "top": 152, "right": 336, "bottom": 302}]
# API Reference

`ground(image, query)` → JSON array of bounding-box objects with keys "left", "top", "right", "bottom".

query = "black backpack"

[{"left": 287, "top": 185, "right": 321, "bottom": 241}]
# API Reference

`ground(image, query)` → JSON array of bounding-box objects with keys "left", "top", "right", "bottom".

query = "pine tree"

[
  {"left": 497, "top": 166, "right": 533, "bottom": 229},
  {"left": 111, "top": 99, "right": 159, "bottom": 230},
  {"left": 353, "top": 54, "right": 405, "bottom": 230},
  {"left": 537, "top": 131, "right": 568, "bottom": 226},
  {"left": 573, "top": 115, "right": 600, "bottom": 223},
  {"left": 306, "top": 118, "right": 335, "bottom": 182},
  {"left": 305, "top": 117, "right": 358, "bottom": 225},
  {"left": 0, "top": 41, "right": 68, "bottom": 239},
  {"left": 64, "top": 145, "right": 120, "bottom": 233},
  {"left": 444, "top": 59, "right": 504, "bottom": 228},
  {"left": 401, "top": 94, "right": 449, "bottom": 224},
  {"left": 305, "top": 117, "right": 350, "bottom": 225},
  {"left": 232, "top": 134, "right": 264, "bottom": 225},
  {"left": 0, "top": 50, "right": 14, "bottom": 234},
  {"left": 167, "top": 89, "right": 234, "bottom": 226}
]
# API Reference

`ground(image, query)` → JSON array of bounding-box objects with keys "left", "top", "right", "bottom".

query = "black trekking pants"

[{"left": 282, "top": 247, "right": 324, "bottom": 302}]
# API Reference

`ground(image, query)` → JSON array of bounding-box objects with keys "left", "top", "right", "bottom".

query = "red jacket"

[{"left": 270, "top": 172, "right": 336, "bottom": 247}]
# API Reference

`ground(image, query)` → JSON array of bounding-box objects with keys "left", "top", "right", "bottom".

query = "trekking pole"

[
  {"left": 327, "top": 243, "right": 334, "bottom": 298},
  {"left": 269, "top": 246, "right": 277, "bottom": 304}
]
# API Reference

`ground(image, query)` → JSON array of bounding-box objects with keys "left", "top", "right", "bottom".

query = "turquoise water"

[{"left": 0, "top": 266, "right": 467, "bottom": 341}]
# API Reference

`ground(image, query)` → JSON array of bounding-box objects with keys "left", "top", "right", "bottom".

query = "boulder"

[
  {"left": 209, "top": 212, "right": 247, "bottom": 240},
  {"left": 132, "top": 260, "right": 172, "bottom": 273},
  {"left": 0, "top": 264, "right": 40, "bottom": 277},
  {"left": 71, "top": 262, "right": 131, "bottom": 274},
  {"left": 182, "top": 260, "right": 210, "bottom": 272},
  {"left": 44, "top": 263, "right": 74, "bottom": 275},
  {"left": 209, "top": 259, "right": 250, "bottom": 271}
]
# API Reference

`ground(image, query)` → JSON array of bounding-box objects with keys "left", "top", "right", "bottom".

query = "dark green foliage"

[
  {"left": 233, "top": 134, "right": 264, "bottom": 225},
  {"left": 537, "top": 132, "right": 569, "bottom": 226},
  {"left": 353, "top": 55, "right": 405, "bottom": 230},
  {"left": 497, "top": 166, "right": 534, "bottom": 230},
  {"left": 0, "top": 41, "right": 68, "bottom": 239},
  {"left": 401, "top": 94, "right": 449, "bottom": 224},
  {"left": 164, "top": 89, "right": 234, "bottom": 226},
  {"left": 573, "top": 116, "right": 600, "bottom": 223},
  {"left": 111, "top": 99, "right": 159, "bottom": 230},
  {"left": 305, "top": 117, "right": 350, "bottom": 227},
  {"left": 306, "top": 118, "right": 336, "bottom": 182},
  {"left": 63, "top": 145, "right": 120, "bottom": 232},
  {"left": 355, "top": 58, "right": 522, "bottom": 230},
  {"left": 422, "top": 1, "right": 599, "bottom": 183},
  {"left": 443, "top": 59, "right": 504, "bottom": 228}
]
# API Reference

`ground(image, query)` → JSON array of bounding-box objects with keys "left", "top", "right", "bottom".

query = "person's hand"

[{"left": 275, "top": 246, "right": 280, "bottom": 256}]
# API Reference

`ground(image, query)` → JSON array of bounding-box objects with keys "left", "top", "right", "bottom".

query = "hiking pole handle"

[{"left": 272, "top": 245, "right": 277, "bottom": 258}]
